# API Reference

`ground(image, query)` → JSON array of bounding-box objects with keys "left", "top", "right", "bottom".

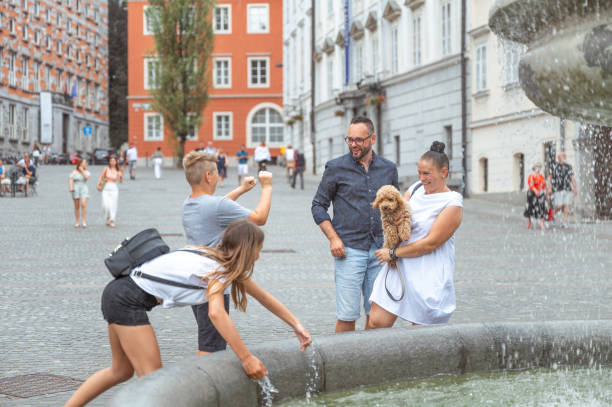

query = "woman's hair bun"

[{"left": 430, "top": 141, "right": 446, "bottom": 154}]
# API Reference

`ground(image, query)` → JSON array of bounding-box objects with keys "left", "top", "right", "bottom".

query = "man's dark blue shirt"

[{"left": 311, "top": 152, "right": 399, "bottom": 251}]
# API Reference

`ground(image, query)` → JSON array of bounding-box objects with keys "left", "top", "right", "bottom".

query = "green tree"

[{"left": 146, "top": 0, "right": 215, "bottom": 166}]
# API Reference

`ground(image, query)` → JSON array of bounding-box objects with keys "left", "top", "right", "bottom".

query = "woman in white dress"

[
  {"left": 97, "top": 156, "right": 123, "bottom": 227},
  {"left": 368, "top": 141, "right": 463, "bottom": 328}
]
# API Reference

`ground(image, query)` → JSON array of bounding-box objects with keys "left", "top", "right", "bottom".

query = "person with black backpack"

[{"left": 65, "top": 220, "right": 311, "bottom": 406}]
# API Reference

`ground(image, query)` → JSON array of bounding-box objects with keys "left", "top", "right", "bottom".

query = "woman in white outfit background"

[
  {"left": 368, "top": 141, "right": 463, "bottom": 328},
  {"left": 97, "top": 156, "right": 123, "bottom": 227}
]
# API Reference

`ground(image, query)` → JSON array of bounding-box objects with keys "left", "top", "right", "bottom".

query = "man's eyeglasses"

[{"left": 344, "top": 135, "right": 372, "bottom": 145}]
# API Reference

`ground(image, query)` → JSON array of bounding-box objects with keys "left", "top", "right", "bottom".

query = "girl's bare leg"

[
  {"left": 64, "top": 324, "right": 135, "bottom": 407},
  {"left": 114, "top": 324, "right": 162, "bottom": 376},
  {"left": 80, "top": 198, "right": 87, "bottom": 226},
  {"left": 366, "top": 302, "right": 398, "bottom": 330},
  {"left": 73, "top": 199, "right": 80, "bottom": 226}
]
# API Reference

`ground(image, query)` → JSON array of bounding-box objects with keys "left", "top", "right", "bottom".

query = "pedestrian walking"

[
  {"left": 368, "top": 141, "right": 463, "bottom": 328},
  {"left": 547, "top": 152, "right": 578, "bottom": 228},
  {"left": 254, "top": 142, "right": 271, "bottom": 173},
  {"left": 152, "top": 147, "right": 163, "bottom": 180},
  {"left": 126, "top": 143, "right": 138, "bottom": 180},
  {"left": 182, "top": 151, "right": 273, "bottom": 356},
  {"left": 311, "top": 116, "right": 399, "bottom": 333},
  {"left": 285, "top": 144, "right": 295, "bottom": 183},
  {"left": 236, "top": 144, "right": 249, "bottom": 185},
  {"left": 69, "top": 159, "right": 90, "bottom": 228},
  {"left": 524, "top": 162, "right": 547, "bottom": 230},
  {"left": 64, "top": 220, "right": 312, "bottom": 407},
  {"left": 216, "top": 148, "right": 228, "bottom": 188},
  {"left": 203, "top": 141, "right": 217, "bottom": 155},
  {"left": 291, "top": 148, "right": 306, "bottom": 190},
  {"left": 97, "top": 156, "right": 123, "bottom": 228}
]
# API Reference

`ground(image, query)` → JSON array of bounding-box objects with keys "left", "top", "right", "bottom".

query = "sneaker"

[{"left": 561, "top": 223, "right": 568, "bottom": 228}]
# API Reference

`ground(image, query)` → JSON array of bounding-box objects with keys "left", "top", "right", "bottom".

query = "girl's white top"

[
  {"left": 369, "top": 182, "right": 463, "bottom": 325},
  {"left": 130, "top": 249, "right": 230, "bottom": 308}
]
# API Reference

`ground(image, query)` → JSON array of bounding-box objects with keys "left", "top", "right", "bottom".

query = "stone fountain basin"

[
  {"left": 489, "top": 0, "right": 612, "bottom": 125},
  {"left": 109, "top": 320, "right": 612, "bottom": 406},
  {"left": 519, "top": 19, "right": 612, "bottom": 123}
]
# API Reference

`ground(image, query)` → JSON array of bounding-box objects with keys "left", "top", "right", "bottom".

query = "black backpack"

[
  {"left": 104, "top": 228, "right": 207, "bottom": 290},
  {"left": 104, "top": 228, "right": 170, "bottom": 278}
]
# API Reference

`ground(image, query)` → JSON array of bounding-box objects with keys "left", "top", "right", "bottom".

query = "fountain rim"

[{"left": 109, "top": 320, "right": 612, "bottom": 407}]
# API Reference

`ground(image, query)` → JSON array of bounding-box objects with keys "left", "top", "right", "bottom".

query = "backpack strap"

[
  {"left": 131, "top": 249, "right": 211, "bottom": 290},
  {"left": 409, "top": 182, "right": 423, "bottom": 200}
]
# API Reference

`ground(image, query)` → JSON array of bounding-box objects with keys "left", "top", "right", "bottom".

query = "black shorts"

[
  {"left": 101, "top": 277, "right": 159, "bottom": 326},
  {"left": 191, "top": 294, "right": 230, "bottom": 352}
]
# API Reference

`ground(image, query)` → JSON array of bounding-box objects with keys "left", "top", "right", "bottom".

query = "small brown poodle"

[{"left": 372, "top": 185, "right": 412, "bottom": 267}]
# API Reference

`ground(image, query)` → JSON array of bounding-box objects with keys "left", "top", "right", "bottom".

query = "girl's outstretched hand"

[
  {"left": 242, "top": 354, "right": 268, "bottom": 380},
  {"left": 294, "top": 323, "right": 312, "bottom": 351}
]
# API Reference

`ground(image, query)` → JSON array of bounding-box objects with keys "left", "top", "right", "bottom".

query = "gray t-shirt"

[{"left": 182, "top": 195, "right": 251, "bottom": 246}]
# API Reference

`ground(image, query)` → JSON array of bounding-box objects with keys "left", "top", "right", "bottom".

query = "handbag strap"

[
  {"left": 383, "top": 182, "right": 421, "bottom": 302},
  {"left": 384, "top": 262, "right": 406, "bottom": 301},
  {"left": 130, "top": 248, "right": 211, "bottom": 290}
]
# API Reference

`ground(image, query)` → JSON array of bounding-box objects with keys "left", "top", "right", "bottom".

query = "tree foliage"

[{"left": 147, "top": 0, "right": 215, "bottom": 165}]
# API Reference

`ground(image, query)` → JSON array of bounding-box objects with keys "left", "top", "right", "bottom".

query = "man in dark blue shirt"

[{"left": 312, "top": 116, "right": 399, "bottom": 333}]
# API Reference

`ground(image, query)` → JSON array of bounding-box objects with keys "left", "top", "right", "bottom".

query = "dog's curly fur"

[{"left": 372, "top": 185, "right": 412, "bottom": 267}]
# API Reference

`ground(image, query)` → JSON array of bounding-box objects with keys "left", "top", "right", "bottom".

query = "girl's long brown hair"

[{"left": 201, "top": 220, "right": 264, "bottom": 312}]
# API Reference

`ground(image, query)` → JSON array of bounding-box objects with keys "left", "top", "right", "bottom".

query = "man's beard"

[{"left": 350, "top": 144, "right": 372, "bottom": 160}]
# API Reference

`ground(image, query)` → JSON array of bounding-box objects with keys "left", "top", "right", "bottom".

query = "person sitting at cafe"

[{"left": 16, "top": 153, "right": 37, "bottom": 196}]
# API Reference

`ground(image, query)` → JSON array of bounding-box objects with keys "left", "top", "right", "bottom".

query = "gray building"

[
  {"left": 0, "top": 0, "right": 109, "bottom": 159},
  {"left": 284, "top": 0, "right": 470, "bottom": 190}
]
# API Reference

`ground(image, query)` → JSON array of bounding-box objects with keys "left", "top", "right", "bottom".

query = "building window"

[
  {"left": 44, "top": 65, "right": 50, "bottom": 90},
  {"left": 371, "top": 32, "right": 379, "bottom": 75},
  {"left": 247, "top": 4, "right": 269, "bottom": 34},
  {"left": 441, "top": 1, "right": 451, "bottom": 56},
  {"left": 514, "top": 153, "right": 525, "bottom": 190},
  {"left": 144, "top": 58, "right": 160, "bottom": 90},
  {"left": 9, "top": 52, "right": 17, "bottom": 87},
  {"left": 213, "top": 5, "right": 231, "bottom": 33},
  {"left": 391, "top": 24, "right": 399, "bottom": 74},
  {"left": 56, "top": 40, "right": 62, "bottom": 56},
  {"left": 504, "top": 42, "right": 521, "bottom": 85},
  {"left": 248, "top": 57, "right": 269, "bottom": 88},
  {"left": 21, "top": 56, "right": 29, "bottom": 90},
  {"left": 412, "top": 13, "right": 422, "bottom": 66},
  {"left": 22, "top": 23, "right": 28, "bottom": 41},
  {"left": 213, "top": 57, "right": 231, "bottom": 88},
  {"left": 213, "top": 112, "right": 232, "bottom": 140},
  {"left": 353, "top": 42, "right": 363, "bottom": 82},
  {"left": 143, "top": 6, "right": 160, "bottom": 35},
  {"left": 144, "top": 113, "right": 163, "bottom": 141},
  {"left": 327, "top": 57, "right": 334, "bottom": 100},
  {"left": 8, "top": 104, "right": 16, "bottom": 140},
  {"left": 33, "top": 61, "right": 40, "bottom": 92},
  {"left": 251, "top": 107, "right": 283, "bottom": 144},
  {"left": 22, "top": 107, "right": 29, "bottom": 141},
  {"left": 328, "top": 137, "right": 333, "bottom": 162},
  {"left": 475, "top": 44, "right": 487, "bottom": 92}
]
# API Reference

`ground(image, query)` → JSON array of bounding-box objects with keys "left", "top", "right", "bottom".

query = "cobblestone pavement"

[{"left": 0, "top": 163, "right": 610, "bottom": 406}]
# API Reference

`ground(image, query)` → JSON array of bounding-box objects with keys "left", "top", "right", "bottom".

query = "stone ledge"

[{"left": 110, "top": 320, "right": 612, "bottom": 407}]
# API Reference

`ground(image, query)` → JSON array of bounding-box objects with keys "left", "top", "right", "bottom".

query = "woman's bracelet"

[{"left": 389, "top": 247, "right": 398, "bottom": 262}]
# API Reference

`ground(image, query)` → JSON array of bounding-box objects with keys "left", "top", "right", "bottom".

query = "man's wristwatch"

[{"left": 389, "top": 247, "right": 397, "bottom": 262}]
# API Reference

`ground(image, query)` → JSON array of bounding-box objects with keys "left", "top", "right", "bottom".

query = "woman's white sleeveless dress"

[{"left": 369, "top": 183, "right": 463, "bottom": 325}]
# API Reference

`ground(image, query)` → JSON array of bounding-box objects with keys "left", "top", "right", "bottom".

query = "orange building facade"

[
  {"left": 0, "top": 0, "right": 109, "bottom": 156},
  {"left": 127, "top": 0, "right": 284, "bottom": 164}
]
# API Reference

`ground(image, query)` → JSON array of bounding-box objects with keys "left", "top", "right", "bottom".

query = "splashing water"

[
  {"left": 304, "top": 343, "right": 320, "bottom": 402},
  {"left": 257, "top": 376, "right": 279, "bottom": 407}
]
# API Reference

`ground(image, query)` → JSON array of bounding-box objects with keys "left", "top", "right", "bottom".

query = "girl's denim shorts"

[{"left": 101, "top": 277, "right": 159, "bottom": 326}]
